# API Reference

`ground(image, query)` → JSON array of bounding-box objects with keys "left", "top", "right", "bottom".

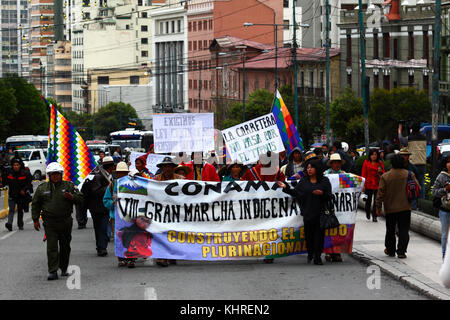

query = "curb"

[{"left": 351, "top": 248, "right": 450, "bottom": 300}]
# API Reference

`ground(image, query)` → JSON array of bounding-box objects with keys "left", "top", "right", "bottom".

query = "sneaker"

[
  {"left": 384, "top": 248, "right": 395, "bottom": 257},
  {"left": 47, "top": 272, "right": 58, "bottom": 281},
  {"left": 397, "top": 253, "right": 407, "bottom": 259},
  {"left": 325, "top": 254, "right": 332, "bottom": 262},
  {"left": 60, "top": 270, "right": 69, "bottom": 277},
  {"left": 127, "top": 260, "right": 136, "bottom": 268},
  {"left": 372, "top": 217, "right": 378, "bottom": 222},
  {"left": 5, "top": 223, "right": 12, "bottom": 231}
]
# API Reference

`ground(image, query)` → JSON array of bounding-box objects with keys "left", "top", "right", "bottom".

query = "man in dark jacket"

[
  {"left": 2, "top": 158, "right": 32, "bottom": 231},
  {"left": 81, "top": 156, "right": 115, "bottom": 256},
  {"left": 32, "top": 162, "right": 83, "bottom": 280}
]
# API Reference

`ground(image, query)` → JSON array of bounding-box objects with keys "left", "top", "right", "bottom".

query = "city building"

[
  {"left": 71, "top": 0, "right": 163, "bottom": 113},
  {"left": 338, "top": 0, "right": 434, "bottom": 96},
  {"left": 440, "top": 0, "right": 450, "bottom": 122},
  {"left": 30, "top": 0, "right": 55, "bottom": 91},
  {"left": 87, "top": 66, "right": 152, "bottom": 128},
  {"left": 151, "top": 0, "right": 187, "bottom": 114}
]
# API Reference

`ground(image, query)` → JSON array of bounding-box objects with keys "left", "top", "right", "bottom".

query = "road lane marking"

[{"left": 144, "top": 287, "right": 157, "bottom": 300}]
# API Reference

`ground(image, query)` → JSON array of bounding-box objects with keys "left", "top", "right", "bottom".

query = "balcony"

[{"left": 440, "top": 81, "right": 450, "bottom": 96}]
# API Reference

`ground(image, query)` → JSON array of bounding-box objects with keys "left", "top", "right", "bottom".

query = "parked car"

[{"left": 16, "top": 149, "right": 47, "bottom": 180}]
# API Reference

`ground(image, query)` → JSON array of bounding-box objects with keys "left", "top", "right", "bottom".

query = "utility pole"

[
  {"left": 275, "top": 24, "right": 278, "bottom": 90},
  {"left": 432, "top": 0, "right": 442, "bottom": 182},
  {"left": 119, "top": 86, "right": 122, "bottom": 129},
  {"left": 293, "top": 0, "right": 299, "bottom": 129},
  {"left": 358, "top": 0, "right": 369, "bottom": 154},
  {"left": 198, "top": 67, "right": 202, "bottom": 113},
  {"left": 325, "top": 0, "right": 331, "bottom": 145}
]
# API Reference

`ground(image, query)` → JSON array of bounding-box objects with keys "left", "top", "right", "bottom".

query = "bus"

[
  {"left": 5, "top": 135, "right": 48, "bottom": 151},
  {"left": 109, "top": 128, "right": 154, "bottom": 151}
]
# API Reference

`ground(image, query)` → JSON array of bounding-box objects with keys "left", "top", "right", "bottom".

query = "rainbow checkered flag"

[
  {"left": 44, "top": 97, "right": 97, "bottom": 186},
  {"left": 271, "top": 89, "right": 304, "bottom": 153}
]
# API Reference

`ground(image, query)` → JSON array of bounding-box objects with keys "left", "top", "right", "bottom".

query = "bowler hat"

[
  {"left": 156, "top": 156, "right": 177, "bottom": 168},
  {"left": 399, "top": 147, "right": 412, "bottom": 155}
]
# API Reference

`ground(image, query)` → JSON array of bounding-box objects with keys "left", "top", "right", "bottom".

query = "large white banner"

[
  {"left": 221, "top": 113, "right": 285, "bottom": 165},
  {"left": 115, "top": 173, "right": 364, "bottom": 260},
  {"left": 152, "top": 113, "right": 215, "bottom": 153}
]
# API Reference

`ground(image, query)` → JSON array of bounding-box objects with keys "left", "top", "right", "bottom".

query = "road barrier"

[{"left": 0, "top": 187, "right": 8, "bottom": 219}]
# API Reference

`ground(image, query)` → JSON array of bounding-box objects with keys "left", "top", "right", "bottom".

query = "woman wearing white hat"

[{"left": 103, "top": 162, "right": 135, "bottom": 267}]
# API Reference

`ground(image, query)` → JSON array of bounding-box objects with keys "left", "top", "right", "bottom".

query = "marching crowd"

[{"left": 4, "top": 128, "right": 450, "bottom": 284}]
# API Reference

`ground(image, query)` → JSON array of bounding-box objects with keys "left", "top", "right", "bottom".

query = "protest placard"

[
  {"left": 153, "top": 113, "right": 214, "bottom": 153},
  {"left": 115, "top": 173, "right": 365, "bottom": 260},
  {"left": 221, "top": 113, "right": 285, "bottom": 165}
]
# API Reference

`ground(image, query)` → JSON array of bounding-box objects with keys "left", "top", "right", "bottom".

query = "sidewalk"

[{"left": 352, "top": 209, "right": 450, "bottom": 300}]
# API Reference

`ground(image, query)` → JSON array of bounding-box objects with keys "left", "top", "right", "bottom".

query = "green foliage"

[
  {"left": 0, "top": 75, "right": 48, "bottom": 142},
  {"left": 329, "top": 87, "right": 364, "bottom": 147},
  {"left": 369, "top": 87, "right": 431, "bottom": 143},
  {"left": 93, "top": 102, "right": 143, "bottom": 138}
]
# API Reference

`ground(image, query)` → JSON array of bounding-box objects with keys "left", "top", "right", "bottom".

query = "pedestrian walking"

[
  {"left": 278, "top": 160, "right": 332, "bottom": 265},
  {"left": 103, "top": 161, "right": 135, "bottom": 267},
  {"left": 153, "top": 156, "right": 185, "bottom": 267},
  {"left": 376, "top": 154, "right": 419, "bottom": 259},
  {"left": 398, "top": 122, "right": 427, "bottom": 201},
  {"left": 398, "top": 147, "right": 420, "bottom": 209},
  {"left": 221, "top": 161, "right": 245, "bottom": 182},
  {"left": 241, "top": 151, "right": 285, "bottom": 264},
  {"left": 182, "top": 153, "right": 220, "bottom": 182},
  {"left": 283, "top": 147, "right": 304, "bottom": 180},
  {"left": 361, "top": 149, "right": 385, "bottom": 222},
  {"left": 135, "top": 155, "right": 154, "bottom": 179},
  {"left": 1, "top": 158, "right": 32, "bottom": 231},
  {"left": 81, "top": 156, "right": 115, "bottom": 257},
  {"left": 324, "top": 153, "right": 346, "bottom": 262},
  {"left": 432, "top": 156, "right": 450, "bottom": 259},
  {"left": 31, "top": 162, "right": 83, "bottom": 280}
]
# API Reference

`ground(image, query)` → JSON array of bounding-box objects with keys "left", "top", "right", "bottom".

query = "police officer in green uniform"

[{"left": 32, "top": 162, "right": 83, "bottom": 280}]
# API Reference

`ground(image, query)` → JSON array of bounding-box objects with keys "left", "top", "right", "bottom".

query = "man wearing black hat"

[
  {"left": 81, "top": 156, "right": 116, "bottom": 256},
  {"left": 1, "top": 158, "right": 32, "bottom": 231},
  {"left": 154, "top": 156, "right": 184, "bottom": 267}
]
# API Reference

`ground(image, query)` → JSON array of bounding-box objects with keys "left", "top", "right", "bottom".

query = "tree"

[
  {"left": 329, "top": 87, "right": 364, "bottom": 147},
  {"left": 93, "top": 102, "right": 143, "bottom": 138},
  {"left": 0, "top": 75, "right": 49, "bottom": 142},
  {"left": 369, "top": 87, "right": 431, "bottom": 143}
]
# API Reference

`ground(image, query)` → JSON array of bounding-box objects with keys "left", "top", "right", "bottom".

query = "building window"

[
  {"left": 384, "top": 75, "right": 390, "bottom": 90},
  {"left": 189, "top": 79, "right": 192, "bottom": 89},
  {"left": 409, "top": 74, "right": 414, "bottom": 87},
  {"left": 423, "top": 31, "right": 429, "bottom": 64},
  {"left": 346, "top": 34, "right": 352, "bottom": 66},
  {"left": 374, "top": 74, "right": 379, "bottom": 88},
  {"left": 142, "top": 51, "right": 148, "bottom": 57},
  {"left": 383, "top": 32, "right": 390, "bottom": 58},
  {"left": 194, "top": 80, "right": 197, "bottom": 89},
  {"left": 199, "top": 20, "right": 202, "bottom": 31},
  {"left": 178, "top": 20, "right": 181, "bottom": 32},
  {"left": 209, "top": 20, "right": 212, "bottom": 29},
  {"left": 393, "top": 38, "right": 398, "bottom": 60},
  {"left": 424, "top": 74, "right": 429, "bottom": 93},
  {"left": 188, "top": 41, "right": 192, "bottom": 51},
  {"left": 188, "top": 22, "right": 192, "bottom": 32},
  {"left": 347, "top": 74, "right": 352, "bottom": 87},
  {"left": 204, "top": 40, "right": 208, "bottom": 49},
  {"left": 141, "top": 38, "right": 148, "bottom": 44},
  {"left": 193, "top": 21, "right": 197, "bottom": 31},
  {"left": 283, "top": 20, "right": 289, "bottom": 30},
  {"left": 172, "top": 21, "right": 175, "bottom": 33},
  {"left": 203, "top": 20, "right": 207, "bottom": 30},
  {"left": 141, "top": 25, "right": 148, "bottom": 32},
  {"left": 199, "top": 41, "right": 202, "bottom": 50},
  {"left": 98, "top": 76, "right": 109, "bottom": 84},
  {"left": 142, "top": 12, "right": 147, "bottom": 18},
  {"left": 283, "top": 0, "right": 289, "bottom": 8},
  {"left": 193, "top": 41, "right": 197, "bottom": 51},
  {"left": 130, "top": 76, "right": 139, "bottom": 84},
  {"left": 373, "top": 32, "right": 379, "bottom": 59},
  {"left": 408, "top": 31, "right": 414, "bottom": 60},
  {"left": 166, "top": 22, "right": 169, "bottom": 33}
]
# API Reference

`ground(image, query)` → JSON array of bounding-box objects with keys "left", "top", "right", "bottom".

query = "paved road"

[{"left": 0, "top": 209, "right": 429, "bottom": 300}]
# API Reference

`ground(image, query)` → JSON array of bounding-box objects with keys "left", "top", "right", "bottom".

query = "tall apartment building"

[
  {"left": 151, "top": 0, "right": 187, "bottom": 113},
  {"left": 30, "top": 0, "right": 54, "bottom": 91},
  {"left": 71, "top": 0, "right": 163, "bottom": 113},
  {"left": 0, "top": 0, "right": 29, "bottom": 77},
  {"left": 186, "top": 0, "right": 283, "bottom": 114},
  {"left": 339, "top": 0, "right": 434, "bottom": 95}
]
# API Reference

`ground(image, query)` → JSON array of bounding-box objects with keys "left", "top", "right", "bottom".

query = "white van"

[{"left": 16, "top": 149, "right": 47, "bottom": 180}]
